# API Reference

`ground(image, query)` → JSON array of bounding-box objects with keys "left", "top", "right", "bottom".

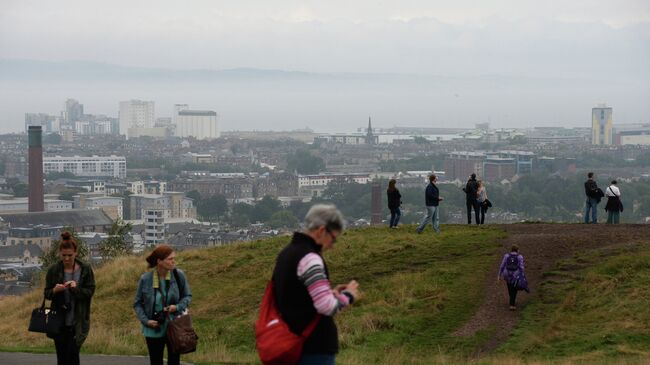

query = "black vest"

[{"left": 272, "top": 232, "right": 339, "bottom": 354}]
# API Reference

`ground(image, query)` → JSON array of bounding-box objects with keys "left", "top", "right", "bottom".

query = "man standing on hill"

[
  {"left": 464, "top": 173, "right": 480, "bottom": 225},
  {"left": 416, "top": 174, "right": 443, "bottom": 234},
  {"left": 584, "top": 172, "right": 602, "bottom": 224}
]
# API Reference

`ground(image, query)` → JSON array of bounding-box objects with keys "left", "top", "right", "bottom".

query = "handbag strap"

[
  {"left": 608, "top": 186, "right": 619, "bottom": 198},
  {"left": 301, "top": 314, "right": 321, "bottom": 339}
]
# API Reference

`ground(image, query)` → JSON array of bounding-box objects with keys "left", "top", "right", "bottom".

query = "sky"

[{"left": 0, "top": 0, "right": 649, "bottom": 133}]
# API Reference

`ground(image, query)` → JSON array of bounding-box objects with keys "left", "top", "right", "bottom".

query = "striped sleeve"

[{"left": 297, "top": 253, "right": 350, "bottom": 316}]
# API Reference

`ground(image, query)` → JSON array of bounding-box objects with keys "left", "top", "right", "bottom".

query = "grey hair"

[{"left": 303, "top": 204, "right": 345, "bottom": 232}]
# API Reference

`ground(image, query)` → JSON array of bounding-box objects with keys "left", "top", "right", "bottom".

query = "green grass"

[{"left": 497, "top": 243, "right": 650, "bottom": 363}]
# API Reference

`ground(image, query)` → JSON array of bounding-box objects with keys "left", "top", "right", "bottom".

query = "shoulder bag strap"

[
  {"left": 301, "top": 314, "right": 322, "bottom": 339},
  {"left": 608, "top": 186, "right": 619, "bottom": 197},
  {"left": 173, "top": 268, "right": 185, "bottom": 298}
]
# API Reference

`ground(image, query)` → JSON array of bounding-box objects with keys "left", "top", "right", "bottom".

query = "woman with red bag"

[{"left": 271, "top": 204, "right": 360, "bottom": 365}]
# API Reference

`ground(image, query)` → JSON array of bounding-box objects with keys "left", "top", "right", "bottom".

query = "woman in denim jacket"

[{"left": 134, "top": 244, "right": 192, "bottom": 365}]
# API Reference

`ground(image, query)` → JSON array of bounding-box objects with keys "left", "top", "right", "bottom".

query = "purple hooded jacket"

[{"left": 498, "top": 252, "right": 529, "bottom": 292}]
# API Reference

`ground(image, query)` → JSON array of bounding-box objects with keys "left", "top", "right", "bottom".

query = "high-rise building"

[
  {"left": 176, "top": 109, "right": 219, "bottom": 140},
  {"left": 592, "top": 104, "right": 613, "bottom": 145},
  {"left": 25, "top": 113, "right": 61, "bottom": 133},
  {"left": 119, "top": 100, "right": 155, "bottom": 138},
  {"left": 65, "top": 99, "right": 84, "bottom": 125}
]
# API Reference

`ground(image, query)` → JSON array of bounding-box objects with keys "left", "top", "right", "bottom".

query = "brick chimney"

[{"left": 28, "top": 126, "right": 44, "bottom": 212}]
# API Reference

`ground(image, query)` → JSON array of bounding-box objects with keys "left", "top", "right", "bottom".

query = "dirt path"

[{"left": 453, "top": 223, "right": 650, "bottom": 355}]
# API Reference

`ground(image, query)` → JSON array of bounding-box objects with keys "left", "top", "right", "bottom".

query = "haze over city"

[{"left": 1, "top": 0, "right": 649, "bottom": 133}]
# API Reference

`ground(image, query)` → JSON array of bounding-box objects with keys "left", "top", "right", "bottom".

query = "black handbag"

[
  {"left": 28, "top": 299, "right": 48, "bottom": 333},
  {"left": 28, "top": 298, "right": 64, "bottom": 335}
]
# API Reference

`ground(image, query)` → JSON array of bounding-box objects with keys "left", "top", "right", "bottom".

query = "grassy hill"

[{"left": 1, "top": 225, "right": 649, "bottom": 365}]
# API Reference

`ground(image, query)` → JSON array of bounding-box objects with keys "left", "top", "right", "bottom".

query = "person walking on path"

[
  {"left": 477, "top": 180, "right": 488, "bottom": 225},
  {"left": 605, "top": 180, "right": 623, "bottom": 224},
  {"left": 464, "top": 173, "right": 480, "bottom": 225},
  {"left": 272, "top": 204, "right": 360, "bottom": 365},
  {"left": 498, "top": 244, "right": 527, "bottom": 311},
  {"left": 416, "top": 174, "right": 443, "bottom": 234},
  {"left": 584, "top": 172, "right": 602, "bottom": 224},
  {"left": 44, "top": 231, "right": 96, "bottom": 365},
  {"left": 386, "top": 179, "right": 402, "bottom": 229},
  {"left": 134, "top": 244, "right": 192, "bottom": 365}
]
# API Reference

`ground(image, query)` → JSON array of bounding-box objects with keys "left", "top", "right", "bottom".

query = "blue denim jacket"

[{"left": 133, "top": 268, "right": 192, "bottom": 326}]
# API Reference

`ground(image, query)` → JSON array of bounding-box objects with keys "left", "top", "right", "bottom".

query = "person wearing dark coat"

[
  {"left": 604, "top": 180, "right": 623, "bottom": 224},
  {"left": 584, "top": 171, "right": 601, "bottom": 223},
  {"left": 415, "top": 174, "right": 443, "bottom": 234},
  {"left": 464, "top": 173, "right": 480, "bottom": 225},
  {"left": 386, "top": 179, "right": 402, "bottom": 228},
  {"left": 44, "top": 231, "right": 96, "bottom": 365}
]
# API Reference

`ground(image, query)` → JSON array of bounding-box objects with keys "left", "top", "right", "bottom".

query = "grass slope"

[
  {"left": 0, "top": 225, "right": 504, "bottom": 364},
  {"left": 497, "top": 242, "right": 650, "bottom": 364}
]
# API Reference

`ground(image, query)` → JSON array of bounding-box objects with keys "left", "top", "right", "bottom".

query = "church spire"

[{"left": 366, "top": 116, "right": 375, "bottom": 144}]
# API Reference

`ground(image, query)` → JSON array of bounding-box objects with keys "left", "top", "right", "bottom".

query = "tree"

[
  {"left": 59, "top": 188, "right": 85, "bottom": 201},
  {"left": 46, "top": 171, "right": 76, "bottom": 181},
  {"left": 268, "top": 210, "right": 299, "bottom": 229},
  {"left": 197, "top": 195, "right": 228, "bottom": 220},
  {"left": 12, "top": 183, "right": 28, "bottom": 197},
  {"left": 98, "top": 219, "right": 133, "bottom": 261},
  {"left": 286, "top": 150, "right": 325, "bottom": 174},
  {"left": 40, "top": 229, "right": 90, "bottom": 268}
]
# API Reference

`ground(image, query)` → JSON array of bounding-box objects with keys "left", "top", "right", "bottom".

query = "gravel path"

[
  {"left": 0, "top": 352, "right": 194, "bottom": 365},
  {"left": 453, "top": 223, "right": 650, "bottom": 355}
]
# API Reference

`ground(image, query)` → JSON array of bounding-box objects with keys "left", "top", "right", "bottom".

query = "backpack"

[
  {"left": 506, "top": 253, "right": 519, "bottom": 271},
  {"left": 255, "top": 281, "right": 320, "bottom": 365}
]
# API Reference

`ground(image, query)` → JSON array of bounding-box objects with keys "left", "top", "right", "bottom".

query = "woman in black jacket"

[{"left": 387, "top": 179, "right": 402, "bottom": 228}]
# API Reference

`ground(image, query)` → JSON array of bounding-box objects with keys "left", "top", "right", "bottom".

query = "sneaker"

[
  {"left": 509, "top": 306, "right": 517, "bottom": 311},
  {"left": 415, "top": 229, "right": 422, "bottom": 234}
]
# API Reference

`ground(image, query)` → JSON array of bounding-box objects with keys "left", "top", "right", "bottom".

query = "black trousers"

[
  {"left": 54, "top": 326, "right": 80, "bottom": 365},
  {"left": 146, "top": 336, "right": 180, "bottom": 365},
  {"left": 480, "top": 204, "right": 488, "bottom": 224},
  {"left": 507, "top": 282, "right": 518, "bottom": 306},
  {"left": 466, "top": 199, "right": 480, "bottom": 224}
]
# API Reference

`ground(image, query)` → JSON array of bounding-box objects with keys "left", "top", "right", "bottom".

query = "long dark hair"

[{"left": 387, "top": 179, "right": 397, "bottom": 192}]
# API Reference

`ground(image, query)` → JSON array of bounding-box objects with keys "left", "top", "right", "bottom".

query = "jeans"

[
  {"left": 467, "top": 199, "right": 480, "bottom": 224},
  {"left": 389, "top": 207, "right": 401, "bottom": 227},
  {"left": 416, "top": 205, "right": 440, "bottom": 233},
  {"left": 54, "top": 326, "right": 80, "bottom": 365},
  {"left": 507, "top": 282, "right": 518, "bottom": 307},
  {"left": 298, "top": 353, "right": 336, "bottom": 365},
  {"left": 607, "top": 210, "right": 620, "bottom": 224},
  {"left": 584, "top": 197, "right": 599, "bottom": 223},
  {"left": 146, "top": 336, "right": 180, "bottom": 365}
]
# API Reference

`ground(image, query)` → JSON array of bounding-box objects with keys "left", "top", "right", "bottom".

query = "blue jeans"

[
  {"left": 389, "top": 207, "right": 401, "bottom": 227},
  {"left": 584, "top": 197, "right": 599, "bottom": 223},
  {"left": 416, "top": 205, "right": 440, "bottom": 233},
  {"left": 298, "top": 353, "right": 336, "bottom": 365}
]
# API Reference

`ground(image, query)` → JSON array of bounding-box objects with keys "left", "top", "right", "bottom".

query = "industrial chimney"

[{"left": 28, "top": 125, "right": 45, "bottom": 212}]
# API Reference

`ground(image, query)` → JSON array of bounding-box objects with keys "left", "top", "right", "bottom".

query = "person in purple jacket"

[{"left": 498, "top": 244, "right": 527, "bottom": 310}]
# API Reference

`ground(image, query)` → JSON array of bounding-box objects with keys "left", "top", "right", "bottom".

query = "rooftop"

[{"left": 0, "top": 209, "right": 113, "bottom": 228}]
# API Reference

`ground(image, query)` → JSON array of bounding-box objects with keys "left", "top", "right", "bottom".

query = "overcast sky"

[{"left": 1, "top": 0, "right": 649, "bottom": 132}]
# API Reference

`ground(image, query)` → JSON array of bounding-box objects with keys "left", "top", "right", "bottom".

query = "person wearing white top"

[{"left": 604, "top": 180, "right": 623, "bottom": 224}]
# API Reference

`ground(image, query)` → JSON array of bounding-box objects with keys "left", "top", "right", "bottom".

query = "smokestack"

[
  {"left": 370, "top": 182, "right": 382, "bottom": 225},
  {"left": 28, "top": 125, "right": 44, "bottom": 212}
]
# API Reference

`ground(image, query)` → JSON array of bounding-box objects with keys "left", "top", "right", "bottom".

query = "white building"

[
  {"left": 0, "top": 198, "right": 72, "bottom": 214},
  {"left": 44, "top": 155, "right": 127, "bottom": 179},
  {"left": 144, "top": 209, "right": 165, "bottom": 246},
  {"left": 74, "top": 193, "right": 124, "bottom": 220},
  {"left": 298, "top": 173, "right": 371, "bottom": 188},
  {"left": 176, "top": 110, "right": 219, "bottom": 140},
  {"left": 75, "top": 120, "right": 113, "bottom": 135},
  {"left": 119, "top": 100, "right": 155, "bottom": 139}
]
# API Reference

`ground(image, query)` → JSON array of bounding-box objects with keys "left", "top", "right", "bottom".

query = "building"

[
  {"left": 170, "top": 178, "right": 254, "bottom": 200},
  {"left": 483, "top": 157, "right": 516, "bottom": 181},
  {"left": 64, "top": 99, "right": 84, "bottom": 125},
  {"left": 74, "top": 193, "right": 124, "bottom": 220},
  {"left": 128, "top": 192, "right": 195, "bottom": 220},
  {"left": 316, "top": 134, "right": 379, "bottom": 145},
  {"left": 143, "top": 209, "right": 165, "bottom": 246},
  {"left": 614, "top": 124, "right": 650, "bottom": 145},
  {"left": 175, "top": 109, "right": 219, "bottom": 140},
  {"left": 44, "top": 155, "right": 127, "bottom": 179},
  {"left": 3, "top": 226, "right": 62, "bottom": 249},
  {"left": 0, "top": 209, "right": 114, "bottom": 233},
  {"left": 493, "top": 150, "right": 534, "bottom": 175},
  {"left": 182, "top": 153, "right": 216, "bottom": 164},
  {"left": 25, "top": 113, "right": 61, "bottom": 133},
  {"left": 66, "top": 179, "right": 106, "bottom": 193},
  {"left": 444, "top": 152, "right": 485, "bottom": 181},
  {"left": 592, "top": 104, "right": 613, "bottom": 145},
  {"left": 0, "top": 198, "right": 72, "bottom": 214},
  {"left": 75, "top": 120, "right": 113, "bottom": 135},
  {"left": 119, "top": 100, "right": 155, "bottom": 139}
]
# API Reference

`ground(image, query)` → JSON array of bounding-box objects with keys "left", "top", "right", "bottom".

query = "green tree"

[
  {"left": 268, "top": 210, "right": 299, "bottom": 229},
  {"left": 286, "top": 150, "right": 325, "bottom": 174},
  {"left": 252, "top": 196, "right": 282, "bottom": 223},
  {"left": 59, "top": 188, "right": 85, "bottom": 201},
  {"left": 98, "top": 219, "right": 133, "bottom": 261},
  {"left": 197, "top": 195, "right": 228, "bottom": 220},
  {"left": 46, "top": 171, "right": 76, "bottom": 180},
  {"left": 12, "top": 183, "right": 28, "bottom": 197},
  {"left": 40, "top": 229, "right": 90, "bottom": 268}
]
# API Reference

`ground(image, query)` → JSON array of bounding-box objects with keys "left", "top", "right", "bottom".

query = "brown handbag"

[{"left": 166, "top": 269, "right": 198, "bottom": 354}]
